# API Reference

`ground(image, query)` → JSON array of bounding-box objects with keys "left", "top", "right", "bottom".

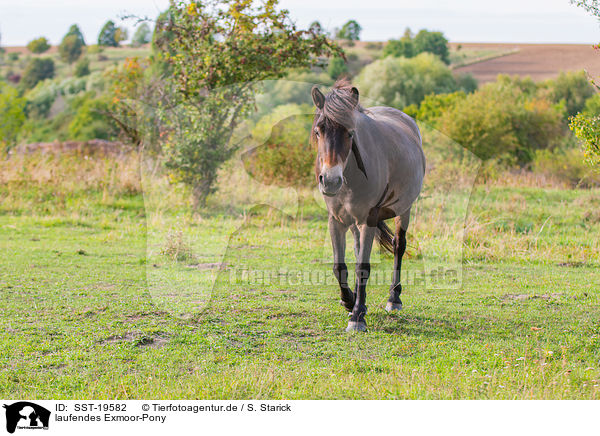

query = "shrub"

[
  {"left": 533, "top": 146, "right": 600, "bottom": 188},
  {"left": 8, "top": 52, "right": 19, "bottom": 62},
  {"left": 543, "top": 71, "right": 595, "bottom": 117},
  {"left": 244, "top": 104, "right": 315, "bottom": 187},
  {"left": 74, "top": 57, "right": 90, "bottom": 77},
  {"left": 27, "top": 37, "right": 50, "bottom": 54},
  {"left": 68, "top": 95, "right": 116, "bottom": 141},
  {"left": 59, "top": 34, "right": 83, "bottom": 65},
  {"left": 438, "top": 81, "right": 564, "bottom": 164},
  {"left": 413, "top": 91, "right": 467, "bottom": 126},
  {"left": 383, "top": 37, "right": 414, "bottom": 58},
  {"left": 570, "top": 113, "right": 600, "bottom": 168},
  {"left": 0, "top": 83, "right": 26, "bottom": 147},
  {"left": 413, "top": 29, "right": 449, "bottom": 64},
  {"left": 327, "top": 56, "right": 348, "bottom": 79},
  {"left": 582, "top": 93, "right": 600, "bottom": 117},
  {"left": 355, "top": 53, "right": 461, "bottom": 108},
  {"left": 21, "top": 57, "right": 55, "bottom": 89}
]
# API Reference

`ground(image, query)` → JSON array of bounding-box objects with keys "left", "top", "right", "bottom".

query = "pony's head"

[{"left": 311, "top": 79, "right": 362, "bottom": 197}]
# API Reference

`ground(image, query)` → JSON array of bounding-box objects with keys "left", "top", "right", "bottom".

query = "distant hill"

[{"left": 450, "top": 42, "right": 600, "bottom": 83}]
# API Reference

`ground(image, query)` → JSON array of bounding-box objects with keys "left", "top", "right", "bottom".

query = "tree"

[
  {"left": 383, "top": 36, "right": 414, "bottom": 58},
  {"left": 0, "top": 83, "right": 26, "bottom": 148},
  {"left": 355, "top": 53, "right": 461, "bottom": 108},
  {"left": 132, "top": 23, "right": 152, "bottom": 46},
  {"left": 98, "top": 20, "right": 118, "bottom": 47},
  {"left": 336, "top": 20, "right": 361, "bottom": 41},
  {"left": 546, "top": 71, "right": 595, "bottom": 117},
  {"left": 413, "top": 29, "right": 449, "bottom": 64},
  {"left": 65, "top": 24, "right": 86, "bottom": 46},
  {"left": 21, "top": 57, "right": 55, "bottom": 89},
  {"left": 148, "top": 0, "right": 341, "bottom": 207},
  {"left": 114, "top": 27, "right": 129, "bottom": 45},
  {"left": 74, "top": 57, "right": 90, "bottom": 77},
  {"left": 27, "top": 37, "right": 50, "bottom": 54},
  {"left": 569, "top": 0, "right": 600, "bottom": 167},
  {"left": 59, "top": 34, "right": 83, "bottom": 64},
  {"left": 327, "top": 56, "right": 348, "bottom": 79}
]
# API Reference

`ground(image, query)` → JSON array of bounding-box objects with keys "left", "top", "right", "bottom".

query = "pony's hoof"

[
  {"left": 385, "top": 302, "right": 403, "bottom": 312},
  {"left": 346, "top": 321, "right": 368, "bottom": 332}
]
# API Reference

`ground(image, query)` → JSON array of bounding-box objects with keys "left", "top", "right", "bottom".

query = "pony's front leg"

[
  {"left": 329, "top": 216, "right": 355, "bottom": 312},
  {"left": 347, "top": 224, "right": 376, "bottom": 332}
]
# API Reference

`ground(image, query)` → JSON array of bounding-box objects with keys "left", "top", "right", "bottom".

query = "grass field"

[{"left": 1, "top": 150, "right": 599, "bottom": 399}]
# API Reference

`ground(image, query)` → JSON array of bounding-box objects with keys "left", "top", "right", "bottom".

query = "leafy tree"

[
  {"left": 65, "top": 24, "right": 86, "bottom": 46},
  {"left": 413, "top": 91, "right": 467, "bottom": 126},
  {"left": 327, "top": 56, "right": 348, "bottom": 79},
  {"left": 570, "top": 113, "right": 600, "bottom": 168},
  {"left": 132, "top": 23, "right": 152, "bottom": 46},
  {"left": 246, "top": 104, "right": 315, "bottom": 186},
  {"left": 413, "top": 29, "right": 449, "bottom": 64},
  {"left": 68, "top": 95, "right": 117, "bottom": 140},
  {"left": 336, "top": 20, "right": 362, "bottom": 41},
  {"left": 21, "top": 57, "right": 55, "bottom": 89},
  {"left": 98, "top": 20, "right": 118, "bottom": 47},
  {"left": 568, "top": 0, "right": 600, "bottom": 167},
  {"left": 0, "top": 83, "right": 26, "bottom": 147},
  {"left": 439, "top": 81, "right": 564, "bottom": 164},
  {"left": 74, "top": 57, "right": 91, "bottom": 77},
  {"left": 27, "top": 37, "right": 50, "bottom": 54},
  {"left": 59, "top": 34, "right": 83, "bottom": 65},
  {"left": 544, "top": 71, "right": 595, "bottom": 117},
  {"left": 383, "top": 36, "right": 414, "bottom": 58},
  {"left": 114, "top": 27, "right": 129, "bottom": 45},
  {"left": 148, "top": 0, "right": 341, "bottom": 207},
  {"left": 355, "top": 53, "right": 461, "bottom": 108},
  {"left": 583, "top": 93, "right": 600, "bottom": 117}
]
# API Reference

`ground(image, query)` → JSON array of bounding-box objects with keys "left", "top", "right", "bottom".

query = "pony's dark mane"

[{"left": 321, "top": 79, "right": 364, "bottom": 130}]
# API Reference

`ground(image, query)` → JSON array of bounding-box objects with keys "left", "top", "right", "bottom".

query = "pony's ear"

[
  {"left": 311, "top": 86, "right": 325, "bottom": 109},
  {"left": 350, "top": 87, "right": 359, "bottom": 107}
]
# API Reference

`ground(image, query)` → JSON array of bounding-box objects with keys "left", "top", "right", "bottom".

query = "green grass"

[{"left": 1, "top": 161, "right": 599, "bottom": 399}]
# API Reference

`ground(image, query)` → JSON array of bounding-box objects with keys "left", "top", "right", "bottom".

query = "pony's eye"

[
  {"left": 314, "top": 129, "right": 320, "bottom": 138},
  {"left": 348, "top": 131, "right": 354, "bottom": 138}
]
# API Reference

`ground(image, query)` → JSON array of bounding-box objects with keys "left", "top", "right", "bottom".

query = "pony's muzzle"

[{"left": 319, "top": 166, "right": 343, "bottom": 197}]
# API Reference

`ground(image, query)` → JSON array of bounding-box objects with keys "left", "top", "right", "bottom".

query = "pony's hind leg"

[
  {"left": 329, "top": 216, "right": 355, "bottom": 312},
  {"left": 386, "top": 212, "right": 409, "bottom": 312}
]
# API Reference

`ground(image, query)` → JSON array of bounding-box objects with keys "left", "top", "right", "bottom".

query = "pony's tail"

[{"left": 376, "top": 221, "right": 394, "bottom": 255}]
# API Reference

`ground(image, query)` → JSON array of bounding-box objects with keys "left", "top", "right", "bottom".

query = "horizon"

[{"left": 1, "top": 0, "right": 599, "bottom": 46}]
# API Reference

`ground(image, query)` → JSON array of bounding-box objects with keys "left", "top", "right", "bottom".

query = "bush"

[
  {"left": 59, "top": 34, "right": 83, "bottom": 65},
  {"left": 384, "top": 29, "right": 449, "bottom": 64},
  {"left": 21, "top": 57, "right": 55, "bottom": 89},
  {"left": 543, "top": 71, "right": 595, "bottom": 117},
  {"left": 355, "top": 53, "right": 462, "bottom": 108},
  {"left": 438, "top": 81, "right": 564, "bottom": 165},
  {"left": 412, "top": 91, "right": 467, "bottom": 126},
  {"left": 68, "top": 95, "right": 116, "bottom": 141},
  {"left": 74, "top": 57, "right": 91, "bottom": 77},
  {"left": 327, "top": 56, "right": 348, "bottom": 79},
  {"left": 383, "top": 37, "right": 414, "bottom": 58},
  {"left": 582, "top": 93, "right": 600, "bottom": 117},
  {"left": 244, "top": 104, "right": 315, "bottom": 187},
  {"left": 0, "top": 83, "right": 26, "bottom": 147},
  {"left": 8, "top": 52, "right": 19, "bottom": 62},
  {"left": 27, "top": 37, "right": 50, "bottom": 54},
  {"left": 413, "top": 29, "right": 449, "bottom": 64},
  {"left": 570, "top": 113, "right": 600, "bottom": 168},
  {"left": 533, "top": 146, "right": 600, "bottom": 188}
]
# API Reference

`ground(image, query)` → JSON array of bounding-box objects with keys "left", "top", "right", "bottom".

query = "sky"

[{"left": 1, "top": 0, "right": 599, "bottom": 46}]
